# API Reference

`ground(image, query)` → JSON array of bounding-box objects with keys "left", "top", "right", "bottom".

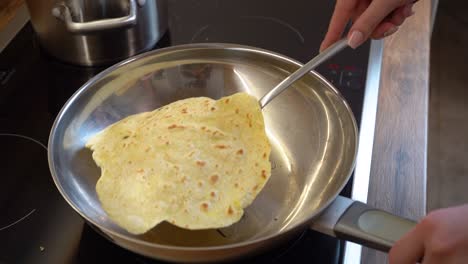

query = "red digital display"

[{"left": 344, "top": 65, "right": 357, "bottom": 71}]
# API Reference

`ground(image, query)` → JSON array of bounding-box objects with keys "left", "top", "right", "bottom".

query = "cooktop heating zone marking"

[
  {"left": 0, "top": 209, "right": 37, "bottom": 232},
  {"left": 0, "top": 133, "right": 47, "bottom": 150},
  {"left": 0, "top": 133, "right": 47, "bottom": 231}
]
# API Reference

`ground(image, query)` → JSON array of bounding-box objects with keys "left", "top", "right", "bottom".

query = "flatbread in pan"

[{"left": 86, "top": 92, "right": 272, "bottom": 234}]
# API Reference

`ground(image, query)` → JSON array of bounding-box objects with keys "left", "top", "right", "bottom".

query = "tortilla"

[{"left": 86, "top": 92, "right": 271, "bottom": 234}]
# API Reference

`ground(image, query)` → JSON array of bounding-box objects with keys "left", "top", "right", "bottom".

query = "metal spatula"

[{"left": 259, "top": 38, "right": 348, "bottom": 108}]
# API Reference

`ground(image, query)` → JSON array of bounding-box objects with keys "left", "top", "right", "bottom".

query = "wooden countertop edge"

[
  {"left": 361, "top": 0, "right": 431, "bottom": 263},
  {"left": 0, "top": 0, "right": 24, "bottom": 31}
]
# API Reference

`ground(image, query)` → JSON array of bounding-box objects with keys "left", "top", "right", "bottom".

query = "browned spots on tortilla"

[
  {"left": 145, "top": 147, "right": 151, "bottom": 152},
  {"left": 215, "top": 144, "right": 228, "bottom": 149},
  {"left": 171, "top": 220, "right": 175, "bottom": 224},
  {"left": 164, "top": 115, "right": 172, "bottom": 118},
  {"left": 198, "top": 181, "right": 203, "bottom": 187},
  {"left": 234, "top": 183, "right": 239, "bottom": 188},
  {"left": 249, "top": 121, "right": 252, "bottom": 127},
  {"left": 165, "top": 141, "right": 170, "bottom": 145},
  {"left": 213, "top": 131, "right": 218, "bottom": 136},
  {"left": 122, "top": 135, "right": 129, "bottom": 139},
  {"left": 227, "top": 206, "right": 234, "bottom": 215},
  {"left": 235, "top": 124, "right": 240, "bottom": 128},
  {"left": 168, "top": 124, "right": 185, "bottom": 129},
  {"left": 253, "top": 185, "right": 258, "bottom": 191},
  {"left": 188, "top": 151, "right": 195, "bottom": 157},
  {"left": 261, "top": 170, "right": 267, "bottom": 179},
  {"left": 184, "top": 209, "right": 188, "bottom": 213},
  {"left": 181, "top": 108, "right": 187, "bottom": 114},
  {"left": 181, "top": 176, "right": 186, "bottom": 183},
  {"left": 211, "top": 107, "right": 216, "bottom": 111},
  {"left": 122, "top": 143, "right": 127, "bottom": 148},
  {"left": 238, "top": 169, "right": 243, "bottom": 173},
  {"left": 201, "top": 203, "right": 209, "bottom": 211},
  {"left": 210, "top": 175, "right": 219, "bottom": 184},
  {"left": 255, "top": 162, "right": 259, "bottom": 167},
  {"left": 263, "top": 152, "right": 267, "bottom": 159},
  {"left": 201, "top": 126, "right": 206, "bottom": 130},
  {"left": 215, "top": 164, "right": 219, "bottom": 168},
  {"left": 225, "top": 98, "right": 230, "bottom": 104},
  {"left": 210, "top": 191, "right": 216, "bottom": 198},
  {"left": 137, "top": 169, "right": 144, "bottom": 173},
  {"left": 128, "top": 161, "right": 132, "bottom": 164},
  {"left": 236, "top": 149, "right": 244, "bottom": 155},
  {"left": 235, "top": 108, "right": 239, "bottom": 114},
  {"left": 196, "top": 160, "right": 206, "bottom": 167}
]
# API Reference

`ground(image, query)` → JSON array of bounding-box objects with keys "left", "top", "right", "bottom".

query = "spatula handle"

[{"left": 259, "top": 38, "right": 348, "bottom": 108}]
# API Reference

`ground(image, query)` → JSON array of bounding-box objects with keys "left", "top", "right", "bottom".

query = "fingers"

[
  {"left": 389, "top": 223, "right": 425, "bottom": 264},
  {"left": 390, "top": 4, "right": 414, "bottom": 26},
  {"left": 371, "top": 21, "right": 398, "bottom": 39},
  {"left": 370, "top": 3, "right": 414, "bottom": 39},
  {"left": 391, "top": 205, "right": 468, "bottom": 264},
  {"left": 321, "top": 0, "right": 416, "bottom": 50},
  {"left": 347, "top": 0, "right": 400, "bottom": 48},
  {"left": 320, "top": 0, "right": 357, "bottom": 52}
]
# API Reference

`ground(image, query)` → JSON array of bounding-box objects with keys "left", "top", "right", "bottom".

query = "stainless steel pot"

[
  {"left": 48, "top": 43, "right": 417, "bottom": 262},
  {"left": 25, "top": 0, "right": 168, "bottom": 66}
]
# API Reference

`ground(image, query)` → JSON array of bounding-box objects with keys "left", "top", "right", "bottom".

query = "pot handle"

[
  {"left": 52, "top": 0, "right": 139, "bottom": 34},
  {"left": 310, "top": 196, "right": 417, "bottom": 252}
]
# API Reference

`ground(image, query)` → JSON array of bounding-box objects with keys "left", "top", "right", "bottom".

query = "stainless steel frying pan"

[{"left": 48, "top": 43, "right": 416, "bottom": 263}]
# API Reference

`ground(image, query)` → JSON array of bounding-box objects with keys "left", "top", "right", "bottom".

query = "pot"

[
  {"left": 25, "top": 0, "right": 168, "bottom": 66},
  {"left": 48, "top": 43, "right": 417, "bottom": 262}
]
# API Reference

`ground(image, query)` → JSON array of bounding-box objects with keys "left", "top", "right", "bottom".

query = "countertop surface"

[
  {"left": 0, "top": 0, "right": 23, "bottom": 30},
  {"left": 361, "top": 0, "right": 431, "bottom": 263}
]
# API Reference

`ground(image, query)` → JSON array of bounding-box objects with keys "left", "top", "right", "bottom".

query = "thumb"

[{"left": 347, "top": 0, "right": 400, "bottom": 48}]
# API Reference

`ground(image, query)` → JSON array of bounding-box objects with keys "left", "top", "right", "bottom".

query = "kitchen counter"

[
  {"left": 357, "top": 1, "right": 431, "bottom": 263},
  {"left": 0, "top": 0, "right": 27, "bottom": 52},
  {"left": 0, "top": 0, "right": 23, "bottom": 29}
]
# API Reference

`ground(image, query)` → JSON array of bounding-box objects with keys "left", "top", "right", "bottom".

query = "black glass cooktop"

[{"left": 0, "top": 1, "right": 369, "bottom": 263}]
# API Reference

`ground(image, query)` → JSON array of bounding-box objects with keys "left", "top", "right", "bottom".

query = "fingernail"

[
  {"left": 348, "top": 31, "right": 364, "bottom": 49},
  {"left": 383, "top": 26, "right": 399, "bottom": 37}
]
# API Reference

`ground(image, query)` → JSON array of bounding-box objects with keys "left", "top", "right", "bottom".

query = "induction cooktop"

[{"left": 0, "top": 1, "right": 370, "bottom": 263}]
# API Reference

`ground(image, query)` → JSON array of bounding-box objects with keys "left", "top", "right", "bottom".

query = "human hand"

[
  {"left": 320, "top": 0, "right": 417, "bottom": 51},
  {"left": 389, "top": 204, "right": 468, "bottom": 264}
]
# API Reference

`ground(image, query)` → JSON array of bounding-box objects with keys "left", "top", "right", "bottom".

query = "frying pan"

[{"left": 48, "top": 43, "right": 417, "bottom": 263}]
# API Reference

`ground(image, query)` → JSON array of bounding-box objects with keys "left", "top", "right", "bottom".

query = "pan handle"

[
  {"left": 310, "top": 196, "right": 417, "bottom": 252},
  {"left": 52, "top": 0, "right": 139, "bottom": 34}
]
